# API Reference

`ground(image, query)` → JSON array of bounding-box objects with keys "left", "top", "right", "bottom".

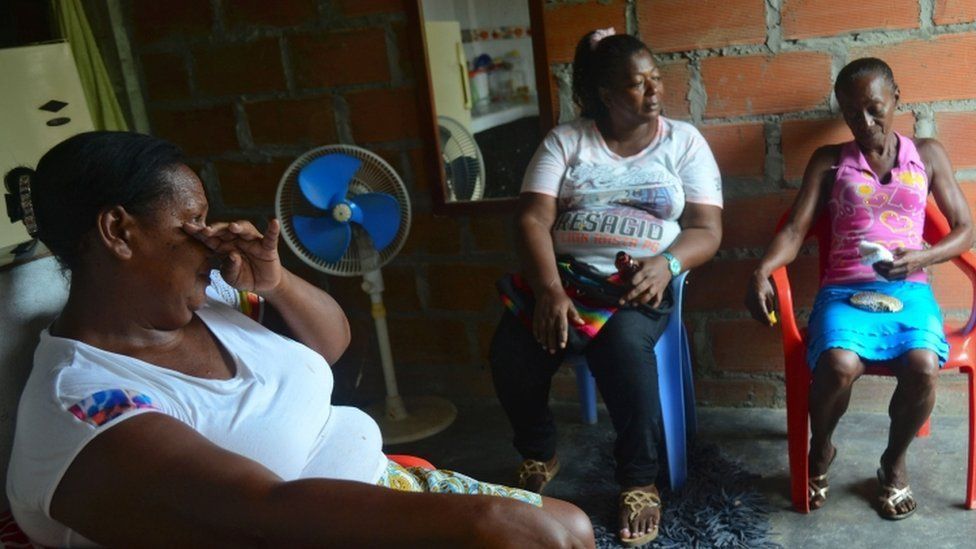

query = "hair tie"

[
  {"left": 589, "top": 27, "right": 616, "bottom": 50},
  {"left": 18, "top": 173, "right": 39, "bottom": 237}
]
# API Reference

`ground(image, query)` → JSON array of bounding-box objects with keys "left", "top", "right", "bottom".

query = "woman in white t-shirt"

[
  {"left": 4, "top": 131, "right": 594, "bottom": 548},
  {"left": 490, "top": 28, "right": 723, "bottom": 547}
]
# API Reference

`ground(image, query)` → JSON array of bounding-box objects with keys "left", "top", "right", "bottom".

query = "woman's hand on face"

[
  {"left": 533, "top": 284, "right": 584, "bottom": 354},
  {"left": 183, "top": 219, "right": 283, "bottom": 293},
  {"left": 745, "top": 271, "right": 778, "bottom": 327},
  {"left": 622, "top": 256, "right": 670, "bottom": 307},
  {"left": 873, "top": 247, "right": 928, "bottom": 281}
]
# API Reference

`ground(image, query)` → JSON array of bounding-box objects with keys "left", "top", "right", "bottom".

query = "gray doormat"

[{"left": 572, "top": 440, "right": 781, "bottom": 548}]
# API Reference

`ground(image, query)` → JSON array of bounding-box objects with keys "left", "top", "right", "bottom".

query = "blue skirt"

[{"left": 806, "top": 281, "right": 949, "bottom": 369}]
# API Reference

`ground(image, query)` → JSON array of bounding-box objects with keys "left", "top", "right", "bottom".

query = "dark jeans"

[{"left": 489, "top": 307, "right": 669, "bottom": 487}]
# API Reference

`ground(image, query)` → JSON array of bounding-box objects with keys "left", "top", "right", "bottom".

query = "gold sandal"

[
  {"left": 618, "top": 488, "right": 662, "bottom": 547},
  {"left": 877, "top": 467, "right": 917, "bottom": 520},
  {"left": 516, "top": 458, "right": 560, "bottom": 493}
]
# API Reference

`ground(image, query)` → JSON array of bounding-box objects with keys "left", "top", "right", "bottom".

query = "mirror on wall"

[{"left": 412, "top": 0, "right": 552, "bottom": 211}]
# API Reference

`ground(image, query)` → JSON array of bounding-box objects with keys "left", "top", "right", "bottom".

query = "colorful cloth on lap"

[
  {"left": 376, "top": 460, "right": 542, "bottom": 507},
  {"left": 806, "top": 280, "right": 949, "bottom": 368}
]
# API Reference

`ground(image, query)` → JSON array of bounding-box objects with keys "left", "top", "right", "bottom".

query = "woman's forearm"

[
  {"left": 517, "top": 214, "right": 561, "bottom": 295},
  {"left": 259, "top": 268, "right": 351, "bottom": 363}
]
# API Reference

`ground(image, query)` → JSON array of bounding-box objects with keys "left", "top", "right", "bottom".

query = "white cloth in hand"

[{"left": 858, "top": 240, "right": 894, "bottom": 266}]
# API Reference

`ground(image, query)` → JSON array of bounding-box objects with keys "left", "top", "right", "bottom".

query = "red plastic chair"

[
  {"left": 770, "top": 200, "right": 976, "bottom": 513},
  {"left": 387, "top": 454, "right": 436, "bottom": 470}
]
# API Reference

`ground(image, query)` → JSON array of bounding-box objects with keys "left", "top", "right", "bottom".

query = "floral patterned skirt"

[{"left": 376, "top": 460, "right": 542, "bottom": 507}]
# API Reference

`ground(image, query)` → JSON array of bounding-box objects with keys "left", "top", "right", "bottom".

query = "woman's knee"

[
  {"left": 899, "top": 350, "right": 940, "bottom": 386},
  {"left": 541, "top": 496, "right": 595, "bottom": 546},
  {"left": 816, "top": 349, "right": 863, "bottom": 387}
]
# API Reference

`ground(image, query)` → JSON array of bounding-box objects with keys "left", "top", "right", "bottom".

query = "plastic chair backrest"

[{"left": 774, "top": 200, "right": 976, "bottom": 340}]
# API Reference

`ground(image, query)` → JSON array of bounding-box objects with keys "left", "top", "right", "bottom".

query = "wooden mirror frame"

[{"left": 406, "top": 0, "right": 554, "bottom": 215}]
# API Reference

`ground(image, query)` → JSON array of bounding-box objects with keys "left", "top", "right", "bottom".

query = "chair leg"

[
  {"left": 785, "top": 354, "right": 812, "bottom": 513},
  {"left": 656, "top": 317, "right": 686, "bottom": 491},
  {"left": 965, "top": 365, "right": 976, "bottom": 510},
  {"left": 572, "top": 358, "right": 598, "bottom": 425},
  {"left": 916, "top": 417, "right": 931, "bottom": 438}
]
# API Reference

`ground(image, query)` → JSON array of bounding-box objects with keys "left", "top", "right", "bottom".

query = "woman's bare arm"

[
  {"left": 50, "top": 413, "right": 585, "bottom": 548},
  {"left": 516, "top": 192, "right": 584, "bottom": 354},
  {"left": 874, "top": 138, "right": 975, "bottom": 279},
  {"left": 744, "top": 145, "right": 838, "bottom": 324}
]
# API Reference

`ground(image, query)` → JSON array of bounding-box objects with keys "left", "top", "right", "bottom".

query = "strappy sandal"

[
  {"left": 618, "top": 488, "right": 662, "bottom": 547},
  {"left": 877, "top": 467, "right": 917, "bottom": 520},
  {"left": 808, "top": 446, "right": 837, "bottom": 510},
  {"left": 516, "top": 457, "right": 560, "bottom": 493}
]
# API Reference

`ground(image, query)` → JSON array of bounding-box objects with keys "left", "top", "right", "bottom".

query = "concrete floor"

[{"left": 387, "top": 399, "right": 976, "bottom": 548}]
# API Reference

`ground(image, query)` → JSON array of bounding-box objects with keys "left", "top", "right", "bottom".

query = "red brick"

[
  {"left": 660, "top": 60, "right": 691, "bottom": 120},
  {"left": 379, "top": 264, "right": 422, "bottom": 312},
  {"left": 470, "top": 213, "right": 515, "bottom": 252},
  {"left": 151, "top": 106, "right": 239, "bottom": 157},
  {"left": 931, "top": 261, "right": 974, "bottom": 312},
  {"left": 388, "top": 318, "right": 471, "bottom": 365},
  {"left": 223, "top": 0, "right": 317, "bottom": 28},
  {"left": 700, "top": 123, "right": 765, "bottom": 177},
  {"left": 194, "top": 39, "right": 286, "bottom": 96},
  {"left": 132, "top": 0, "right": 212, "bottom": 44},
  {"left": 407, "top": 147, "right": 432, "bottom": 192},
  {"left": 392, "top": 22, "right": 416, "bottom": 82},
  {"left": 780, "top": 115, "right": 915, "bottom": 180},
  {"left": 140, "top": 53, "right": 190, "bottom": 102},
  {"left": 320, "top": 262, "right": 420, "bottom": 315},
  {"left": 686, "top": 254, "right": 821, "bottom": 312},
  {"left": 702, "top": 52, "right": 832, "bottom": 118},
  {"left": 215, "top": 158, "right": 294, "bottom": 208},
  {"left": 934, "top": 0, "right": 976, "bottom": 25},
  {"left": 710, "top": 319, "right": 785, "bottom": 373},
  {"left": 427, "top": 264, "right": 507, "bottom": 311},
  {"left": 337, "top": 0, "right": 404, "bottom": 16},
  {"left": 637, "top": 0, "right": 766, "bottom": 53},
  {"left": 347, "top": 87, "right": 421, "bottom": 143},
  {"left": 781, "top": 0, "right": 919, "bottom": 40},
  {"left": 722, "top": 191, "right": 798, "bottom": 250},
  {"left": 695, "top": 377, "right": 778, "bottom": 407},
  {"left": 291, "top": 29, "right": 391, "bottom": 88},
  {"left": 543, "top": 1, "right": 628, "bottom": 64},
  {"left": 936, "top": 112, "right": 976, "bottom": 170},
  {"left": 245, "top": 96, "right": 337, "bottom": 146},
  {"left": 399, "top": 212, "right": 461, "bottom": 255},
  {"left": 857, "top": 33, "right": 976, "bottom": 104}
]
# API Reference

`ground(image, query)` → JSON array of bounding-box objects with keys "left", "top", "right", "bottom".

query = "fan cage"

[
  {"left": 276, "top": 144, "right": 412, "bottom": 277},
  {"left": 438, "top": 115, "right": 485, "bottom": 201}
]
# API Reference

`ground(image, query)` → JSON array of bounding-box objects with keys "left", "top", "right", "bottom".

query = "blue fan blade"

[
  {"left": 297, "top": 154, "right": 362, "bottom": 210},
  {"left": 349, "top": 192, "right": 400, "bottom": 251},
  {"left": 293, "top": 215, "right": 351, "bottom": 263}
]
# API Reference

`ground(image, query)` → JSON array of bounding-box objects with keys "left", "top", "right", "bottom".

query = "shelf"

[{"left": 471, "top": 100, "right": 539, "bottom": 133}]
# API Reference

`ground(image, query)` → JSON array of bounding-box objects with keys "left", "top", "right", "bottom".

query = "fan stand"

[{"left": 360, "top": 267, "right": 457, "bottom": 444}]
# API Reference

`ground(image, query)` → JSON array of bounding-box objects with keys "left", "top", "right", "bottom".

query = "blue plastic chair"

[{"left": 568, "top": 270, "right": 696, "bottom": 490}]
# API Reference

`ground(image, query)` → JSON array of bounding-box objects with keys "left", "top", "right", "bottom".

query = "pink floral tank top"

[{"left": 822, "top": 133, "right": 928, "bottom": 286}]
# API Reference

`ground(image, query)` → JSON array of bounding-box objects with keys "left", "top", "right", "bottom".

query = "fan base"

[{"left": 368, "top": 395, "right": 458, "bottom": 445}]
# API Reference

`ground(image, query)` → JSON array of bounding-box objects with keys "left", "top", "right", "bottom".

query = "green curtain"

[{"left": 53, "top": 0, "right": 128, "bottom": 131}]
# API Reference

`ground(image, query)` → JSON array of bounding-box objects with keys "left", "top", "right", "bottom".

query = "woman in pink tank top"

[{"left": 745, "top": 58, "right": 974, "bottom": 520}]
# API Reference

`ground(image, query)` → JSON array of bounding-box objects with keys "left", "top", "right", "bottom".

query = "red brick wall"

[
  {"left": 126, "top": 1, "right": 976, "bottom": 410},
  {"left": 539, "top": 1, "right": 976, "bottom": 408}
]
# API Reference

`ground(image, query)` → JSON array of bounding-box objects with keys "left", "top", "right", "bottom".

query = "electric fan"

[
  {"left": 438, "top": 115, "right": 485, "bottom": 201},
  {"left": 275, "top": 144, "right": 457, "bottom": 444}
]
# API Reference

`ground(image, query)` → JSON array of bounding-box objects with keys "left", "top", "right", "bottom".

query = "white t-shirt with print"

[
  {"left": 6, "top": 286, "right": 385, "bottom": 548},
  {"left": 522, "top": 117, "right": 723, "bottom": 274}
]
